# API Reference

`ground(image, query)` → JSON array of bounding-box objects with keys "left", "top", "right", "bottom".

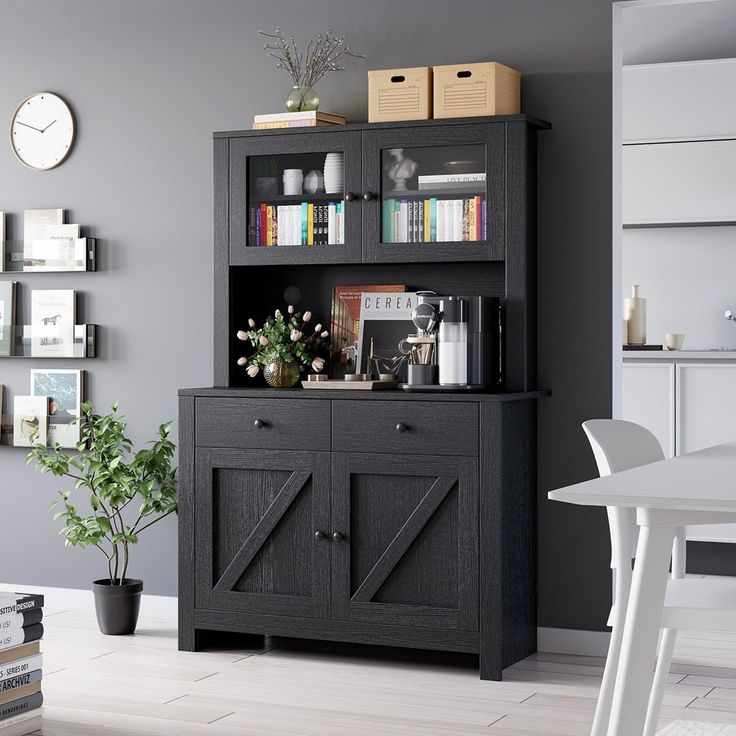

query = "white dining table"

[{"left": 549, "top": 440, "right": 736, "bottom": 736}]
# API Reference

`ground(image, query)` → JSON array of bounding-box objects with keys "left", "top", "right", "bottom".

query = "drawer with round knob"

[
  {"left": 332, "top": 400, "right": 479, "bottom": 456},
  {"left": 195, "top": 398, "right": 330, "bottom": 451}
]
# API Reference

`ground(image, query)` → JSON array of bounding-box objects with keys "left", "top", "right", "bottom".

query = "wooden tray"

[{"left": 301, "top": 380, "right": 399, "bottom": 390}]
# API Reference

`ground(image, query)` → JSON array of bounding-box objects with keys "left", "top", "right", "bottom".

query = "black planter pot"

[{"left": 92, "top": 578, "right": 143, "bottom": 635}]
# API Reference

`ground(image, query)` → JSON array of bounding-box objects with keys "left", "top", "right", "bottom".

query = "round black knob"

[
  {"left": 396, "top": 422, "right": 408, "bottom": 433},
  {"left": 332, "top": 531, "right": 345, "bottom": 542},
  {"left": 254, "top": 419, "right": 264, "bottom": 429},
  {"left": 314, "top": 531, "right": 326, "bottom": 541},
  {"left": 363, "top": 191, "right": 376, "bottom": 201},
  {"left": 344, "top": 192, "right": 357, "bottom": 202}
]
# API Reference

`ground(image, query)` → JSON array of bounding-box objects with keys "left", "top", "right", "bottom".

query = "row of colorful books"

[
  {"left": 382, "top": 196, "right": 486, "bottom": 244},
  {"left": 251, "top": 111, "right": 346, "bottom": 130},
  {"left": 249, "top": 202, "right": 345, "bottom": 246},
  {"left": 0, "top": 592, "right": 44, "bottom": 736}
]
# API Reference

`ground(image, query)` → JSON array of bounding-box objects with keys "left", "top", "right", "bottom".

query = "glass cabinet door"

[
  {"left": 362, "top": 125, "right": 505, "bottom": 262},
  {"left": 229, "top": 131, "right": 362, "bottom": 265}
]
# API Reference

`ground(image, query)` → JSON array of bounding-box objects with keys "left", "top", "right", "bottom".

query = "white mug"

[{"left": 665, "top": 333, "right": 685, "bottom": 350}]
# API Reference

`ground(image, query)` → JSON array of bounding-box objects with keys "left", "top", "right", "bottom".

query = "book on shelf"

[
  {"left": 0, "top": 713, "right": 42, "bottom": 736},
  {"left": 23, "top": 209, "right": 64, "bottom": 259},
  {"left": 0, "top": 282, "right": 16, "bottom": 357},
  {"left": 382, "top": 196, "right": 486, "bottom": 243},
  {"left": 417, "top": 172, "right": 486, "bottom": 187},
  {"left": 0, "top": 611, "right": 42, "bottom": 635},
  {"left": 25, "top": 235, "right": 87, "bottom": 272},
  {"left": 250, "top": 201, "right": 344, "bottom": 246},
  {"left": 355, "top": 292, "right": 418, "bottom": 381},
  {"left": 0, "top": 691, "right": 43, "bottom": 723},
  {"left": 31, "top": 369, "right": 83, "bottom": 448},
  {"left": 0, "top": 598, "right": 43, "bottom": 618},
  {"left": 0, "top": 654, "right": 42, "bottom": 683},
  {"left": 252, "top": 111, "right": 346, "bottom": 129},
  {"left": 0, "top": 624, "right": 43, "bottom": 653},
  {"left": 329, "top": 284, "right": 406, "bottom": 378},
  {"left": 30, "top": 289, "right": 76, "bottom": 357},
  {"left": 12, "top": 397, "right": 48, "bottom": 449}
]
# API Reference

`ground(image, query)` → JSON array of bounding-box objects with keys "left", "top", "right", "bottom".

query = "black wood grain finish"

[
  {"left": 332, "top": 400, "right": 479, "bottom": 455},
  {"left": 194, "top": 609, "right": 480, "bottom": 654},
  {"left": 178, "top": 395, "right": 197, "bottom": 651},
  {"left": 195, "top": 397, "right": 330, "bottom": 451},
  {"left": 213, "top": 137, "right": 230, "bottom": 387},
  {"left": 504, "top": 122, "right": 537, "bottom": 392},
  {"left": 331, "top": 453, "right": 479, "bottom": 632},
  {"left": 478, "top": 400, "right": 536, "bottom": 680},
  {"left": 195, "top": 448, "right": 331, "bottom": 619}
]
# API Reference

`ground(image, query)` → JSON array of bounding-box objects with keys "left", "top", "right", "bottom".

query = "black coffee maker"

[{"left": 405, "top": 292, "right": 503, "bottom": 390}]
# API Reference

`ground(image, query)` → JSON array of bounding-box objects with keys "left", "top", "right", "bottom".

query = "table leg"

[{"left": 608, "top": 521, "right": 675, "bottom": 736}]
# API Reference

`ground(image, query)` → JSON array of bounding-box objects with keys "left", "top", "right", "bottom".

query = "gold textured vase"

[{"left": 263, "top": 356, "right": 300, "bottom": 388}]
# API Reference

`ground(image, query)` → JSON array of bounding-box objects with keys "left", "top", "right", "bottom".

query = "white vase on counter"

[{"left": 625, "top": 283, "right": 647, "bottom": 345}]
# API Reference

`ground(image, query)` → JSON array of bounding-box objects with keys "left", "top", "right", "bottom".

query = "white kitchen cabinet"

[
  {"left": 623, "top": 140, "right": 736, "bottom": 224},
  {"left": 676, "top": 363, "right": 736, "bottom": 454},
  {"left": 623, "top": 361, "right": 736, "bottom": 543},
  {"left": 624, "top": 59, "right": 736, "bottom": 142},
  {"left": 622, "top": 362, "right": 675, "bottom": 458}
]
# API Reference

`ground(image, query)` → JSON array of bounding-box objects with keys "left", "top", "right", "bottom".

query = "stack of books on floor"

[
  {"left": 252, "top": 111, "right": 347, "bottom": 129},
  {"left": 0, "top": 593, "right": 44, "bottom": 736}
]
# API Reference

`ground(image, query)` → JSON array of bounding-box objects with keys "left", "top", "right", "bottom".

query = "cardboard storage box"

[
  {"left": 433, "top": 62, "right": 520, "bottom": 119},
  {"left": 368, "top": 67, "right": 432, "bottom": 123}
]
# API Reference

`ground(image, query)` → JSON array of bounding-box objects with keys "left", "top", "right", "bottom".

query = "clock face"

[{"left": 10, "top": 92, "right": 75, "bottom": 170}]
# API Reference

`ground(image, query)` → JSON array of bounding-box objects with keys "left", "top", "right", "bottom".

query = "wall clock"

[{"left": 9, "top": 92, "right": 75, "bottom": 170}]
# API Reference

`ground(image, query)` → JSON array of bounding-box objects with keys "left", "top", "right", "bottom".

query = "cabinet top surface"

[
  {"left": 179, "top": 387, "right": 549, "bottom": 402},
  {"left": 214, "top": 114, "right": 551, "bottom": 139},
  {"left": 623, "top": 350, "right": 736, "bottom": 361}
]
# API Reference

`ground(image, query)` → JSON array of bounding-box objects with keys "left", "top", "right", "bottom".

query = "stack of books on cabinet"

[
  {"left": 252, "top": 111, "right": 346, "bottom": 129},
  {"left": 0, "top": 593, "right": 44, "bottom": 736}
]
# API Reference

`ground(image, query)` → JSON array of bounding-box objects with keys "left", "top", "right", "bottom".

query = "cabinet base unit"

[{"left": 178, "top": 390, "right": 541, "bottom": 680}]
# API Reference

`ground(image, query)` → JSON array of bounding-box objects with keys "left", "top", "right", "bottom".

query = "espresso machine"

[{"left": 399, "top": 292, "right": 502, "bottom": 390}]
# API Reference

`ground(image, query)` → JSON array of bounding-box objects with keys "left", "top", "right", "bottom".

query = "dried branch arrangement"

[{"left": 259, "top": 27, "right": 365, "bottom": 88}]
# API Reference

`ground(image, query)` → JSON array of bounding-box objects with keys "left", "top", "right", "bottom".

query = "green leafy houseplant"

[{"left": 27, "top": 401, "right": 177, "bottom": 586}]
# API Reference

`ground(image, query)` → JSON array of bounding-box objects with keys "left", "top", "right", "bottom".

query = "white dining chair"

[{"left": 583, "top": 419, "right": 685, "bottom": 736}]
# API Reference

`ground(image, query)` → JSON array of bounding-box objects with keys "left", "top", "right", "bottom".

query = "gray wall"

[{"left": 0, "top": 0, "right": 612, "bottom": 630}]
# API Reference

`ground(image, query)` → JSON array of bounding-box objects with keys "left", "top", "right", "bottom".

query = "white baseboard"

[
  {"left": 0, "top": 582, "right": 178, "bottom": 620},
  {"left": 537, "top": 627, "right": 611, "bottom": 657},
  {"left": 1, "top": 584, "right": 611, "bottom": 658}
]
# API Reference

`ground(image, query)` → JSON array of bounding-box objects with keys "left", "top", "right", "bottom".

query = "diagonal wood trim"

[
  {"left": 351, "top": 476, "right": 457, "bottom": 604},
  {"left": 214, "top": 470, "right": 311, "bottom": 592}
]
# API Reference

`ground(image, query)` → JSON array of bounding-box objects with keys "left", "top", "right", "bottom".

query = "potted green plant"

[
  {"left": 236, "top": 304, "right": 329, "bottom": 387},
  {"left": 27, "top": 401, "right": 177, "bottom": 635}
]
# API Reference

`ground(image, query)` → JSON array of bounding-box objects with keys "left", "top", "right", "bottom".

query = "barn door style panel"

[
  {"left": 331, "top": 453, "right": 479, "bottom": 631},
  {"left": 195, "top": 448, "right": 331, "bottom": 618}
]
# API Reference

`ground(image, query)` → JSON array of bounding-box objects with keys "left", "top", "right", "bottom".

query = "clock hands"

[
  {"left": 15, "top": 120, "right": 44, "bottom": 133},
  {"left": 15, "top": 119, "right": 58, "bottom": 134}
]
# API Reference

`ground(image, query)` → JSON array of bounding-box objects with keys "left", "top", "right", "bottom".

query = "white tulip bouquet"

[{"left": 236, "top": 305, "right": 330, "bottom": 378}]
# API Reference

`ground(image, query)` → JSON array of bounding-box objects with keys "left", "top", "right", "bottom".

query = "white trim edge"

[
  {"left": 0, "top": 583, "right": 178, "bottom": 620},
  {"left": 537, "top": 627, "right": 611, "bottom": 658}
]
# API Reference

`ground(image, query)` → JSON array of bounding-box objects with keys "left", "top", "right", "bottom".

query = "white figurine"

[{"left": 386, "top": 148, "right": 417, "bottom": 192}]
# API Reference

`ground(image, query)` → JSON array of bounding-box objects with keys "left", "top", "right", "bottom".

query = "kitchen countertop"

[{"left": 623, "top": 350, "right": 736, "bottom": 360}]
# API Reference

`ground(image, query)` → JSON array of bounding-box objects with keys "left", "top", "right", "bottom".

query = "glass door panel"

[
  {"left": 381, "top": 144, "right": 486, "bottom": 244},
  {"left": 362, "top": 125, "right": 505, "bottom": 263},
  {"left": 229, "top": 131, "right": 361, "bottom": 265}
]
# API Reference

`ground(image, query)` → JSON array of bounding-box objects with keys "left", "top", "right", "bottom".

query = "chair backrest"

[{"left": 582, "top": 419, "right": 665, "bottom": 477}]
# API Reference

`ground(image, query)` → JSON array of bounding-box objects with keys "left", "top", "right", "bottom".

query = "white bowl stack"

[{"left": 323, "top": 153, "right": 344, "bottom": 195}]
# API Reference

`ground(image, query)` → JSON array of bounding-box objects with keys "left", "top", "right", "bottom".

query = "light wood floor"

[{"left": 29, "top": 608, "right": 736, "bottom": 735}]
